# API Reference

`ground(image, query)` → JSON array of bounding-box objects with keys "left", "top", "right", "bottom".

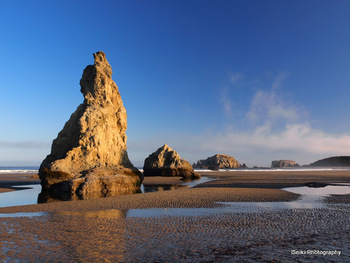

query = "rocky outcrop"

[
  {"left": 143, "top": 144, "right": 201, "bottom": 180},
  {"left": 39, "top": 51, "right": 142, "bottom": 201},
  {"left": 193, "top": 154, "right": 241, "bottom": 170},
  {"left": 309, "top": 156, "right": 350, "bottom": 167},
  {"left": 271, "top": 160, "right": 299, "bottom": 168}
]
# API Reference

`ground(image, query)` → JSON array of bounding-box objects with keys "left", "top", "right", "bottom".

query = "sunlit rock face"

[
  {"left": 193, "top": 154, "right": 241, "bottom": 170},
  {"left": 271, "top": 160, "right": 299, "bottom": 168},
  {"left": 143, "top": 144, "right": 201, "bottom": 180},
  {"left": 39, "top": 51, "right": 142, "bottom": 201}
]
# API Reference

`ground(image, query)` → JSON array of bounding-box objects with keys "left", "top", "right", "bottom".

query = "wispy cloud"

[
  {"left": 229, "top": 72, "right": 243, "bottom": 84},
  {"left": 197, "top": 123, "right": 350, "bottom": 156},
  {"left": 220, "top": 87, "right": 233, "bottom": 117},
  {"left": 0, "top": 140, "right": 49, "bottom": 149},
  {"left": 246, "top": 89, "right": 300, "bottom": 123},
  {"left": 219, "top": 72, "right": 243, "bottom": 117},
  {"left": 246, "top": 72, "right": 301, "bottom": 124}
]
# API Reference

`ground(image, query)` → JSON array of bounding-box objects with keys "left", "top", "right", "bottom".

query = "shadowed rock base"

[
  {"left": 143, "top": 167, "right": 201, "bottom": 181},
  {"left": 39, "top": 169, "right": 141, "bottom": 203}
]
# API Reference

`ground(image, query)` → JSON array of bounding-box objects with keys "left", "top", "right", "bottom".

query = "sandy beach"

[{"left": 1, "top": 170, "right": 350, "bottom": 262}]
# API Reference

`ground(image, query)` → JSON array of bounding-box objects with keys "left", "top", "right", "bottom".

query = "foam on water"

[{"left": 0, "top": 166, "right": 38, "bottom": 173}]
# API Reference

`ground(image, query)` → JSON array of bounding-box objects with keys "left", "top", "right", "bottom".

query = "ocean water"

[
  {"left": 0, "top": 166, "right": 39, "bottom": 174},
  {"left": 194, "top": 167, "right": 350, "bottom": 172},
  {"left": 2, "top": 166, "right": 350, "bottom": 174}
]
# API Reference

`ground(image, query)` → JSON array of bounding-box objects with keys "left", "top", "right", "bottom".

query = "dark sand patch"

[{"left": 142, "top": 176, "right": 184, "bottom": 185}]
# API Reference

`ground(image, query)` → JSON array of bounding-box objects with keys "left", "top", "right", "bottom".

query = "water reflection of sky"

[
  {"left": 0, "top": 177, "right": 215, "bottom": 208},
  {"left": 0, "top": 184, "right": 41, "bottom": 208},
  {"left": 126, "top": 198, "right": 327, "bottom": 218},
  {"left": 140, "top": 176, "right": 216, "bottom": 193},
  {"left": 127, "top": 185, "right": 350, "bottom": 218},
  {"left": 1, "top": 182, "right": 350, "bottom": 218},
  {"left": 283, "top": 185, "right": 350, "bottom": 196}
]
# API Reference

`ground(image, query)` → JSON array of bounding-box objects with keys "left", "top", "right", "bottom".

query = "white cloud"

[
  {"left": 128, "top": 123, "right": 350, "bottom": 167},
  {"left": 148, "top": 71, "right": 349, "bottom": 166},
  {"left": 187, "top": 123, "right": 350, "bottom": 166}
]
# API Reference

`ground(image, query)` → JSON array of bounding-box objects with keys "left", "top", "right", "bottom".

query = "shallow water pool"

[
  {"left": 127, "top": 184, "right": 350, "bottom": 218},
  {"left": 0, "top": 177, "right": 215, "bottom": 208},
  {"left": 0, "top": 184, "right": 42, "bottom": 208}
]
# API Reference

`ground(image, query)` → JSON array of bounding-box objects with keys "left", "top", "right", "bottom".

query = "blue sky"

[{"left": 1, "top": 0, "right": 349, "bottom": 167}]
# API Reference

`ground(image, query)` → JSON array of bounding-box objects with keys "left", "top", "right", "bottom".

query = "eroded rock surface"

[
  {"left": 193, "top": 154, "right": 241, "bottom": 170},
  {"left": 143, "top": 144, "right": 201, "bottom": 180},
  {"left": 39, "top": 51, "right": 142, "bottom": 201}
]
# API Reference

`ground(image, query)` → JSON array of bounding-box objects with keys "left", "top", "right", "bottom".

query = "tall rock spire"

[{"left": 39, "top": 51, "right": 142, "bottom": 201}]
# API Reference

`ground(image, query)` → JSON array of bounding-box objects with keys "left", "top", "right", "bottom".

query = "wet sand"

[{"left": 1, "top": 170, "right": 350, "bottom": 262}]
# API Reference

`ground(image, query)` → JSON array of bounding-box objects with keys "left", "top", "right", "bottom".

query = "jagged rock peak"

[
  {"left": 39, "top": 51, "right": 141, "bottom": 201},
  {"left": 193, "top": 154, "right": 241, "bottom": 170},
  {"left": 79, "top": 51, "right": 118, "bottom": 106},
  {"left": 93, "top": 51, "right": 112, "bottom": 77},
  {"left": 143, "top": 144, "right": 201, "bottom": 180},
  {"left": 148, "top": 144, "right": 181, "bottom": 168}
]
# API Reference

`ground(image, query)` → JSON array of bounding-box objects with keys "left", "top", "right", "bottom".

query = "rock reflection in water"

[{"left": 141, "top": 184, "right": 187, "bottom": 193}]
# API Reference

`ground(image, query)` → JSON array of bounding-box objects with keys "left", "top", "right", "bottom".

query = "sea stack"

[
  {"left": 39, "top": 51, "right": 142, "bottom": 201},
  {"left": 193, "top": 154, "right": 241, "bottom": 170},
  {"left": 143, "top": 144, "right": 201, "bottom": 180},
  {"left": 271, "top": 160, "right": 299, "bottom": 168}
]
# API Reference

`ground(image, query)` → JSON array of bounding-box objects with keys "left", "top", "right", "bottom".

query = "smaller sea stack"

[
  {"left": 271, "top": 160, "right": 299, "bottom": 168},
  {"left": 143, "top": 144, "right": 201, "bottom": 180},
  {"left": 193, "top": 154, "right": 241, "bottom": 170}
]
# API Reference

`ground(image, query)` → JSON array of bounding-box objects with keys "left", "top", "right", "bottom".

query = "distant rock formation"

[
  {"left": 271, "top": 160, "right": 299, "bottom": 168},
  {"left": 39, "top": 51, "right": 142, "bottom": 201},
  {"left": 309, "top": 156, "right": 350, "bottom": 167},
  {"left": 193, "top": 154, "right": 241, "bottom": 170},
  {"left": 143, "top": 144, "right": 201, "bottom": 180}
]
